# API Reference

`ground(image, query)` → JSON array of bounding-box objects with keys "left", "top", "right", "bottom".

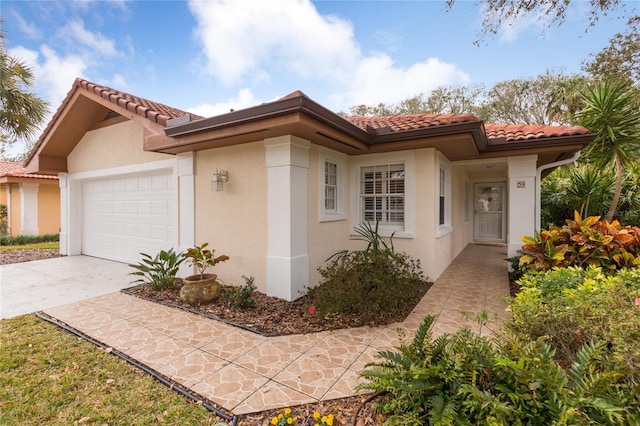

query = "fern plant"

[{"left": 358, "top": 315, "right": 633, "bottom": 425}]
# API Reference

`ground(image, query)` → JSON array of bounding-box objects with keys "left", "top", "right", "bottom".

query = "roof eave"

[{"left": 164, "top": 94, "right": 373, "bottom": 143}]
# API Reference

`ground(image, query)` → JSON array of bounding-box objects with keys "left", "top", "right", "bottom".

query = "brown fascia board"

[
  {"left": 164, "top": 94, "right": 373, "bottom": 143},
  {"left": 484, "top": 133, "right": 595, "bottom": 152}
]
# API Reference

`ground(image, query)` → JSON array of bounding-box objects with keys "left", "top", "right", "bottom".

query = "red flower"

[{"left": 309, "top": 306, "right": 315, "bottom": 314}]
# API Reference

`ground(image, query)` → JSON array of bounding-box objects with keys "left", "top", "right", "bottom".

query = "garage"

[{"left": 81, "top": 170, "right": 177, "bottom": 263}]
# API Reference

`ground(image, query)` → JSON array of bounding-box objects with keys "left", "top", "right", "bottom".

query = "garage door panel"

[{"left": 82, "top": 171, "right": 176, "bottom": 263}]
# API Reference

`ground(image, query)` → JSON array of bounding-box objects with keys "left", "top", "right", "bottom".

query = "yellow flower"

[
  {"left": 287, "top": 417, "right": 293, "bottom": 425},
  {"left": 278, "top": 413, "right": 284, "bottom": 419},
  {"left": 284, "top": 408, "right": 292, "bottom": 415},
  {"left": 313, "top": 412, "right": 320, "bottom": 420},
  {"left": 271, "top": 417, "right": 278, "bottom": 425}
]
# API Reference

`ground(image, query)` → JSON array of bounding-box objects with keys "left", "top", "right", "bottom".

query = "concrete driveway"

[{"left": 0, "top": 256, "right": 133, "bottom": 319}]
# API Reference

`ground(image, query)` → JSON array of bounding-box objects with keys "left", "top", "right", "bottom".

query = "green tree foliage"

[
  {"left": 345, "top": 84, "right": 486, "bottom": 117},
  {"left": 576, "top": 81, "right": 640, "bottom": 221},
  {"left": 541, "top": 163, "right": 640, "bottom": 226},
  {"left": 583, "top": 16, "right": 640, "bottom": 84},
  {"left": 0, "top": 22, "right": 49, "bottom": 151},
  {"left": 478, "top": 70, "right": 568, "bottom": 125},
  {"left": 446, "top": 0, "right": 631, "bottom": 43}
]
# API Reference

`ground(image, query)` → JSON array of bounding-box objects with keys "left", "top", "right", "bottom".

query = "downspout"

[{"left": 535, "top": 151, "right": 581, "bottom": 230}]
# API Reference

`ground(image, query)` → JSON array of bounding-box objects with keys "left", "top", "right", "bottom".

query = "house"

[
  {"left": 24, "top": 79, "right": 594, "bottom": 300},
  {"left": 0, "top": 161, "right": 60, "bottom": 236}
]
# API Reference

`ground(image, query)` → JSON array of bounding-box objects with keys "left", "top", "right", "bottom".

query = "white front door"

[{"left": 474, "top": 182, "right": 507, "bottom": 242}]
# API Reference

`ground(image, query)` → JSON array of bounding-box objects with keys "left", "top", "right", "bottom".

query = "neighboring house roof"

[
  {"left": 24, "top": 79, "right": 595, "bottom": 174},
  {"left": 0, "top": 161, "right": 58, "bottom": 184}
]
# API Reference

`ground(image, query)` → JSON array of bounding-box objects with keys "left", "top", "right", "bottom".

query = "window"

[
  {"left": 439, "top": 167, "right": 446, "bottom": 225},
  {"left": 437, "top": 156, "right": 452, "bottom": 237},
  {"left": 319, "top": 150, "right": 346, "bottom": 222},
  {"left": 324, "top": 161, "right": 337, "bottom": 211},
  {"left": 360, "top": 163, "right": 405, "bottom": 227}
]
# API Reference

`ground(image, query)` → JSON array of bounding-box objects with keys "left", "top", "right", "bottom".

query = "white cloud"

[
  {"left": 188, "top": 88, "right": 261, "bottom": 118},
  {"left": 188, "top": 0, "right": 470, "bottom": 111},
  {"left": 8, "top": 45, "right": 88, "bottom": 107},
  {"left": 59, "top": 19, "right": 119, "bottom": 57},
  {"left": 330, "top": 54, "right": 470, "bottom": 109},
  {"left": 188, "top": 0, "right": 359, "bottom": 86}
]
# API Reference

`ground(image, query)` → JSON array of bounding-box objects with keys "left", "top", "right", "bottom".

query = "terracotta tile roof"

[
  {"left": 346, "top": 114, "right": 590, "bottom": 141},
  {"left": 75, "top": 79, "right": 202, "bottom": 125},
  {"left": 484, "top": 123, "right": 590, "bottom": 142},
  {"left": 347, "top": 113, "right": 478, "bottom": 133},
  {"left": 0, "top": 161, "right": 57, "bottom": 180}
]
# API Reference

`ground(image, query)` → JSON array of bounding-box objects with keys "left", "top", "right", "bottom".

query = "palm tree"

[
  {"left": 576, "top": 81, "right": 640, "bottom": 221},
  {"left": 547, "top": 75, "right": 589, "bottom": 125},
  {"left": 0, "top": 24, "right": 49, "bottom": 143}
]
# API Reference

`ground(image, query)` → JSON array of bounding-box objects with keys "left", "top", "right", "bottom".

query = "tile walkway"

[{"left": 41, "top": 243, "right": 510, "bottom": 416}]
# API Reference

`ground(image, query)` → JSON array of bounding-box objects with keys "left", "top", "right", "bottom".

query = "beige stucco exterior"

[
  {"left": 38, "top": 184, "right": 60, "bottom": 235},
  {"left": 193, "top": 142, "right": 269, "bottom": 293},
  {"left": 0, "top": 181, "right": 60, "bottom": 236},
  {"left": 68, "top": 121, "right": 172, "bottom": 173}
]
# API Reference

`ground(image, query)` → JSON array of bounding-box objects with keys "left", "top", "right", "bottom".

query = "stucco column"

[
  {"left": 177, "top": 152, "right": 195, "bottom": 249},
  {"left": 264, "top": 135, "right": 310, "bottom": 301},
  {"left": 58, "top": 173, "right": 68, "bottom": 255},
  {"left": 507, "top": 155, "right": 537, "bottom": 257},
  {"left": 19, "top": 183, "right": 39, "bottom": 235}
]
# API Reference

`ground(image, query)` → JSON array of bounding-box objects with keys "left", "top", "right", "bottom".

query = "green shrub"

[
  {"left": 128, "top": 248, "right": 185, "bottom": 291},
  {"left": 229, "top": 275, "right": 257, "bottom": 309},
  {"left": 519, "top": 211, "right": 640, "bottom": 272},
  {"left": 509, "top": 266, "right": 640, "bottom": 415},
  {"left": 309, "top": 222, "right": 425, "bottom": 324},
  {"left": 0, "top": 233, "right": 59, "bottom": 246},
  {"left": 358, "top": 315, "right": 635, "bottom": 425}
]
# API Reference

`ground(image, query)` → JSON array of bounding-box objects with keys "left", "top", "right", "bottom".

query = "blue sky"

[{"left": 2, "top": 0, "right": 633, "bottom": 152}]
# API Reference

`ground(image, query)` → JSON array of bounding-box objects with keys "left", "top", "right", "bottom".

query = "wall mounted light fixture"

[{"left": 211, "top": 169, "right": 228, "bottom": 191}]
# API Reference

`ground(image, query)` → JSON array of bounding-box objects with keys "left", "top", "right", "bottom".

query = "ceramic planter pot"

[{"left": 179, "top": 273, "right": 221, "bottom": 305}]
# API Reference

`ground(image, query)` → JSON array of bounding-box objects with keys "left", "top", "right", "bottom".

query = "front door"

[{"left": 474, "top": 182, "right": 507, "bottom": 242}]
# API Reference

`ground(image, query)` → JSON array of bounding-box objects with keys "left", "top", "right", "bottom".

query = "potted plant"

[{"left": 179, "top": 242, "right": 229, "bottom": 305}]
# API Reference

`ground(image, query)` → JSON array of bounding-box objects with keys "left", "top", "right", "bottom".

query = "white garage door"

[{"left": 81, "top": 171, "right": 177, "bottom": 263}]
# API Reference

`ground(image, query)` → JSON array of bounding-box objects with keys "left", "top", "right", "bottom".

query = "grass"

[
  {"left": 0, "top": 242, "right": 59, "bottom": 250},
  {"left": 0, "top": 315, "right": 224, "bottom": 425}
]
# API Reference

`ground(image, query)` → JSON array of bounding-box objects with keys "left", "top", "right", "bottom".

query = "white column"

[
  {"left": 177, "top": 152, "right": 195, "bottom": 249},
  {"left": 19, "top": 183, "right": 39, "bottom": 235},
  {"left": 264, "top": 135, "right": 310, "bottom": 301},
  {"left": 58, "top": 173, "right": 68, "bottom": 255},
  {"left": 507, "top": 155, "right": 537, "bottom": 257}
]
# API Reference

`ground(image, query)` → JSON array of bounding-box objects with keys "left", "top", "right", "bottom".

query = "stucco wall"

[
  {"left": 194, "top": 142, "right": 269, "bottom": 293},
  {"left": 68, "top": 121, "right": 171, "bottom": 173},
  {"left": 9, "top": 184, "right": 20, "bottom": 236},
  {"left": 307, "top": 145, "right": 352, "bottom": 288},
  {"left": 38, "top": 183, "right": 60, "bottom": 235}
]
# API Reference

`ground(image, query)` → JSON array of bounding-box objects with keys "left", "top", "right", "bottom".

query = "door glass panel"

[{"left": 475, "top": 183, "right": 506, "bottom": 242}]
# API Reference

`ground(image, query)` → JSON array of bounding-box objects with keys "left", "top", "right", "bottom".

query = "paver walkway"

[{"left": 42, "top": 243, "right": 510, "bottom": 416}]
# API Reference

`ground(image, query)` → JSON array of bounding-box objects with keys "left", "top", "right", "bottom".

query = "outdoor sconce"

[{"left": 211, "top": 169, "right": 228, "bottom": 192}]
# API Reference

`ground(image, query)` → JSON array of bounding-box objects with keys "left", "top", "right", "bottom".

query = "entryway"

[{"left": 474, "top": 182, "right": 507, "bottom": 243}]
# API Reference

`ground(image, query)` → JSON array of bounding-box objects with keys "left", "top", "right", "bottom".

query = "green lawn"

[
  {"left": 0, "top": 315, "right": 225, "bottom": 425},
  {"left": 0, "top": 242, "right": 59, "bottom": 250}
]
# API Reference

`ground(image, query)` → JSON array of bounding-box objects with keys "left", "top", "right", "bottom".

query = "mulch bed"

[
  {"left": 0, "top": 248, "right": 63, "bottom": 265},
  {"left": 124, "top": 280, "right": 432, "bottom": 337}
]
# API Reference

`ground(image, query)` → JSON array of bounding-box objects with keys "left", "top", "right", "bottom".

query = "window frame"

[
  {"left": 319, "top": 148, "right": 347, "bottom": 222},
  {"left": 436, "top": 153, "right": 452, "bottom": 237},
  {"left": 351, "top": 152, "right": 414, "bottom": 238}
]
